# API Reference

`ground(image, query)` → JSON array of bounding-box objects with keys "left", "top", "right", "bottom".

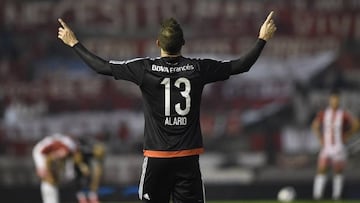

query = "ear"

[{"left": 156, "top": 40, "right": 160, "bottom": 47}]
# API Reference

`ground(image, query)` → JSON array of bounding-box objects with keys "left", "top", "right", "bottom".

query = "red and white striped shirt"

[{"left": 317, "top": 108, "right": 351, "bottom": 149}]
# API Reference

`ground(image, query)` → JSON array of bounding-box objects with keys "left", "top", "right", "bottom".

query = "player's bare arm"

[
  {"left": 90, "top": 144, "right": 105, "bottom": 191},
  {"left": 74, "top": 152, "right": 90, "bottom": 176},
  {"left": 230, "top": 11, "right": 277, "bottom": 75},
  {"left": 344, "top": 117, "right": 360, "bottom": 141},
  {"left": 90, "top": 163, "right": 103, "bottom": 192},
  {"left": 42, "top": 156, "right": 57, "bottom": 185},
  {"left": 57, "top": 18, "right": 112, "bottom": 75},
  {"left": 351, "top": 117, "right": 360, "bottom": 133},
  {"left": 312, "top": 118, "right": 323, "bottom": 146}
]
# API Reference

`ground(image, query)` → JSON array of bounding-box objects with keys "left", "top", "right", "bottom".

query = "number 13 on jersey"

[{"left": 161, "top": 77, "right": 191, "bottom": 126}]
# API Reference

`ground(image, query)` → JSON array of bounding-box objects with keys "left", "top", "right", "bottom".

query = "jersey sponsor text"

[{"left": 152, "top": 64, "right": 194, "bottom": 73}]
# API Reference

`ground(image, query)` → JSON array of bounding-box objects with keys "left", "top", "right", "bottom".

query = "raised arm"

[
  {"left": 57, "top": 18, "right": 112, "bottom": 75},
  {"left": 230, "top": 11, "right": 277, "bottom": 75}
]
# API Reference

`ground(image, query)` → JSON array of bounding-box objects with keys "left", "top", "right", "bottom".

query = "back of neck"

[{"left": 160, "top": 49, "right": 181, "bottom": 57}]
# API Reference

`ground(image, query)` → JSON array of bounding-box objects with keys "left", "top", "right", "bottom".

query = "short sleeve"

[
  {"left": 199, "top": 59, "right": 231, "bottom": 84},
  {"left": 316, "top": 111, "right": 324, "bottom": 122},
  {"left": 109, "top": 58, "right": 146, "bottom": 85},
  {"left": 343, "top": 111, "right": 352, "bottom": 127}
]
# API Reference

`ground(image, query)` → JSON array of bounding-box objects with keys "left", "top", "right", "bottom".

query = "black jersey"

[{"left": 109, "top": 56, "right": 231, "bottom": 157}]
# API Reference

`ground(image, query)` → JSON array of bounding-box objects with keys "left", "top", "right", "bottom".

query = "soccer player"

[
  {"left": 312, "top": 89, "right": 359, "bottom": 200},
  {"left": 58, "top": 12, "right": 276, "bottom": 203},
  {"left": 32, "top": 133, "right": 77, "bottom": 203},
  {"left": 73, "top": 137, "right": 105, "bottom": 203}
]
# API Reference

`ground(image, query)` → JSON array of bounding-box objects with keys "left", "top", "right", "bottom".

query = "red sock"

[
  {"left": 77, "top": 192, "right": 89, "bottom": 203},
  {"left": 88, "top": 191, "right": 99, "bottom": 203}
]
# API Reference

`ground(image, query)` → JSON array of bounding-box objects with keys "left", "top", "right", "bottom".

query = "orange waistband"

[{"left": 143, "top": 148, "right": 204, "bottom": 158}]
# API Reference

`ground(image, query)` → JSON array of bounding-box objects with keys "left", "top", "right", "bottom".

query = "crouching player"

[
  {"left": 73, "top": 137, "right": 105, "bottom": 203},
  {"left": 33, "top": 133, "right": 77, "bottom": 203}
]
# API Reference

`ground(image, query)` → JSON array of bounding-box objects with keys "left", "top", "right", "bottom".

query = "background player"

[
  {"left": 58, "top": 12, "right": 276, "bottom": 203},
  {"left": 312, "top": 89, "right": 359, "bottom": 200},
  {"left": 73, "top": 137, "right": 105, "bottom": 203},
  {"left": 32, "top": 133, "right": 77, "bottom": 203}
]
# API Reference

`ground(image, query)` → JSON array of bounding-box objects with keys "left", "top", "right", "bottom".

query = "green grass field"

[
  {"left": 207, "top": 201, "right": 359, "bottom": 203},
  {"left": 210, "top": 202, "right": 358, "bottom": 203},
  {"left": 208, "top": 200, "right": 359, "bottom": 203},
  {"left": 210, "top": 201, "right": 356, "bottom": 203},
  {"left": 111, "top": 201, "right": 359, "bottom": 203}
]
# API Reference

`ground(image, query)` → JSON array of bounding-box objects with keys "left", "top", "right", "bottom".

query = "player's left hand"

[
  {"left": 79, "top": 163, "right": 90, "bottom": 176},
  {"left": 36, "top": 168, "right": 48, "bottom": 179},
  {"left": 58, "top": 18, "right": 79, "bottom": 47},
  {"left": 259, "top": 11, "right": 277, "bottom": 41}
]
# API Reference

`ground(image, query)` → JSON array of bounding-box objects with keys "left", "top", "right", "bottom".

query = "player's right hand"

[
  {"left": 58, "top": 18, "right": 79, "bottom": 47},
  {"left": 259, "top": 11, "right": 277, "bottom": 41}
]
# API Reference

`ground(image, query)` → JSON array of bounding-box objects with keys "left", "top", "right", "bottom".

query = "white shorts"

[
  {"left": 319, "top": 146, "right": 347, "bottom": 162},
  {"left": 41, "top": 181, "right": 59, "bottom": 203}
]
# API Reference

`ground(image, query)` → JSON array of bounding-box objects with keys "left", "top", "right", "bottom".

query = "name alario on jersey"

[{"left": 165, "top": 116, "right": 187, "bottom": 126}]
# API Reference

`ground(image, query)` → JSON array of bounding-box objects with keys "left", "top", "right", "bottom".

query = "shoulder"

[
  {"left": 109, "top": 57, "right": 152, "bottom": 65},
  {"left": 315, "top": 110, "right": 325, "bottom": 119},
  {"left": 184, "top": 55, "right": 231, "bottom": 63},
  {"left": 342, "top": 109, "right": 354, "bottom": 119},
  {"left": 34, "top": 136, "right": 53, "bottom": 150},
  {"left": 182, "top": 57, "right": 213, "bottom": 63}
]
